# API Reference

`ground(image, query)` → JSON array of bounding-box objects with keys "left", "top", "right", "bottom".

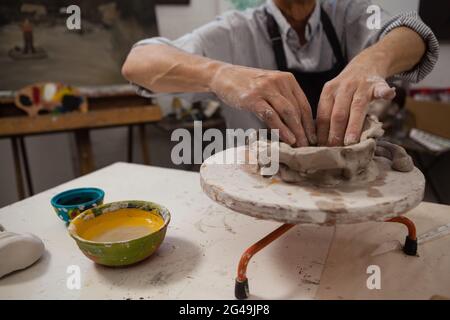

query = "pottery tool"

[
  {"left": 418, "top": 223, "right": 450, "bottom": 243},
  {"left": 371, "top": 223, "right": 450, "bottom": 256},
  {"left": 200, "top": 146, "right": 425, "bottom": 299}
]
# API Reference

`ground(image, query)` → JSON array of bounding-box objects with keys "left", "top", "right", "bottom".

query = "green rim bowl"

[{"left": 68, "top": 200, "right": 171, "bottom": 267}]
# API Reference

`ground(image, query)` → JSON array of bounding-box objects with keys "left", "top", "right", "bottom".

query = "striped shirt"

[{"left": 133, "top": 0, "right": 439, "bottom": 130}]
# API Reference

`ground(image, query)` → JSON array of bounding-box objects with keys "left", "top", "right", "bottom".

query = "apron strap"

[
  {"left": 319, "top": 7, "right": 347, "bottom": 67},
  {"left": 265, "top": 6, "right": 347, "bottom": 71},
  {"left": 265, "top": 8, "right": 288, "bottom": 71}
]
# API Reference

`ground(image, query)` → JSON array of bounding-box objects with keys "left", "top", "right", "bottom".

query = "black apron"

[{"left": 266, "top": 6, "right": 347, "bottom": 118}]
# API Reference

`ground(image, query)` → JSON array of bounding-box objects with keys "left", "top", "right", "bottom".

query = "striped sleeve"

[{"left": 379, "top": 11, "right": 439, "bottom": 83}]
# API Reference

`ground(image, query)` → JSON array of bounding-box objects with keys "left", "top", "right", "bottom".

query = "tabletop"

[{"left": 0, "top": 162, "right": 449, "bottom": 300}]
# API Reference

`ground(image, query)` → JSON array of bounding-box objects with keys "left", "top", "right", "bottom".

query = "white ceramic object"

[{"left": 0, "top": 225, "right": 45, "bottom": 278}]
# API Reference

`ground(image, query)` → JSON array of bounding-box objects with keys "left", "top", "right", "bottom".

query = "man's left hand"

[{"left": 316, "top": 56, "right": 396, "bottom": 146}]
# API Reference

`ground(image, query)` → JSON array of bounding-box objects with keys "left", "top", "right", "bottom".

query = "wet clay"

[
  {"left": 375, "top": 140, "right": 414, "bottom": 172},
  {"left": 251, "top": 116, "right": 414, "bottom": 186}
]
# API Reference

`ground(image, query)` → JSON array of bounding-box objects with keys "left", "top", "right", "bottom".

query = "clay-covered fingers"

[
  {"left": 276, "top": 74, "right": 314, "bottom": 146},
  {"left": 344, "top": 80, "right": 394, "bottom": 146},
  {"left": 265, "top": 94, "right": 309, "bottom": 147},
  {"left": 318, "top": 80, "right": 371, "bottom": 146},
  {"left": 327, "top": 86, "right": 355, "bottom": 146},
  {"left": 374, "top": 83, "right": 396, "bottom": 100},
  {"left": 344, "top": 89, "right": 370, "bottom": 146},
  {"left": 210, "top": 66, "right": 316, "bottom": 147},
  {"left": 369, "top": 76, "right": 397, "bottom": 100},
  {"left": 316, "top": 82, "right": 335, "bottom": 146},
  {"left": 253, "top": 100, "right": 296, "bottom": 145}
]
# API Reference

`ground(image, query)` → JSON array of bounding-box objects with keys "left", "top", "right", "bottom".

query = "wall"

[
  {"left": 0, "top": 0, "right": 229, "bottom": 208},
  {"left": 156, "top": 0, "right": 225, "bottom": 39},
  {"left": 374, "top": 0, "right": 450, "bottom": 88},
  {"left": 374, "top": 0, "right": 419, "bottom": 14},
  {"left": 0, "top": 0, "right": 449, "bottom": 207}
]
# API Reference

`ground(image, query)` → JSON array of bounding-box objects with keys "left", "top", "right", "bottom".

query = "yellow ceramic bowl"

[{"left": 68, "top": 200, "right": 170, "bottom": 266}]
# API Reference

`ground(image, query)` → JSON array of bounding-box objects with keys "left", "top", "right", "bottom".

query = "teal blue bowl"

[{"left": 51, "top": 188, "right": 105, "bottom": 223}]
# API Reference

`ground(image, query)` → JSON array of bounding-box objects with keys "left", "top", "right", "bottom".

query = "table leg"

[
  {"left": 235, "top": 223, "right": 296, "bottom": 299},
  {"left": 19, "top": 137, "right": 34, "bottom": 196},
  {"left": 139, "top": 124, "right": 150, "bottom": 165},
  {"left": 386, "top": 216, "right": 417, "bottom": 256},
  {"left": 127, "top": 125, "right": 134, "bottom": 163},
  {"left": 11, "top": 137, "right": 26, "bottom": 200},
  {"left": 74, "top": 129, "right": 94, "bottom": 175}
]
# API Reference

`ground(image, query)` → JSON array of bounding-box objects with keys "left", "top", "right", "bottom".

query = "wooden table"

[
  {"left": 0, "top": 163, "right": 449, "bottom": 299},
  {"left": 0, "top": 85, "right": 162, "bottom": 200}
]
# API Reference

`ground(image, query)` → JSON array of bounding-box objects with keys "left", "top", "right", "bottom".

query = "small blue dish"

[{"left": 51, "top": 187, "right": 105, "bottom": 223}]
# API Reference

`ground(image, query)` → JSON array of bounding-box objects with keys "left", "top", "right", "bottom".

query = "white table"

[{"left": 0, "top": 162, "right": 449, "bottom": 300}]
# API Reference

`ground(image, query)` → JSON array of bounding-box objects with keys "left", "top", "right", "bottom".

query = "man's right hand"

[
  {"left": 210, "top": 64, "right": 316, "bottom": 147},
  {"left": 123, "top": 44, "right": 315, "bottom": 146}
]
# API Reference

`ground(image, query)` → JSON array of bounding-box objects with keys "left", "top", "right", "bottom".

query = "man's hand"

[
  {"left": 316, "top": 56, "right": 396, "bottom": 147},
  {"left": 123, "top": 27, "right": 426, "bottom": 147},
  {"left": 316, "top": 26, "right": 428, "bottom": 147},
  {"left": 210, "top": 64, "right": 316, "bottom": 147}
]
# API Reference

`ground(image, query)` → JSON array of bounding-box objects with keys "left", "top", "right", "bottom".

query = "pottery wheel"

[{"left": 200, "top": 146, "right": 425, "bottom": 225}]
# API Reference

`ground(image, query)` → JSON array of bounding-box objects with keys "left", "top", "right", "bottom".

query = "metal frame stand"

[{"left": 234, "top": 216, "right": 417, "bottom": 299}]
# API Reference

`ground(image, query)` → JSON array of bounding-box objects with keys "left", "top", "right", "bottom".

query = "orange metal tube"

[
  {"left": 386, "top": 216, "right": 417, "bottom": 240},
  {"left": 236, "top": 223, "right": 296, "bottom": 282},
  {"left": 235, "top": 216, "right": 418, "bottom": 298}
]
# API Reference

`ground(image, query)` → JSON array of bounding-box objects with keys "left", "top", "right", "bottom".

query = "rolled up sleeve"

[
  {"left": 377, "top": 11, "right": 439, "bottom": 83},
  {"left": 343, "top": 0, "right": 439, "bottom": 84},
  {"left": 129, "top": 14, "right": 236, "bottom": 100}
]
